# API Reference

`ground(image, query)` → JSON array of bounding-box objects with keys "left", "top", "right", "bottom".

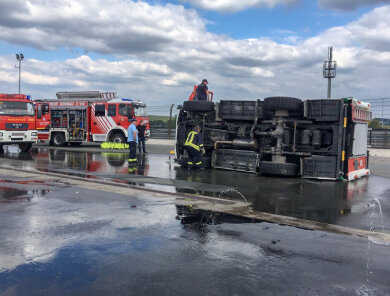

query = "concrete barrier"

[
  {"left": 147, "top": 139, "right": 175, "bottom": 146},
  {"left": 369, "top": 148, "right": 390, "bottom": 158}
]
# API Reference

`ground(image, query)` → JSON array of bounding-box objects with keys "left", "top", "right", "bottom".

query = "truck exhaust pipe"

[{"left": 214, "top": 139, "right": 257, "bottom": 150}]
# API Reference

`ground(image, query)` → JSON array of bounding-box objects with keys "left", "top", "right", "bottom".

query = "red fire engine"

[
  {"left": 0, "top": 93, "right": 38, "bottom": 152},
  {"left": 36, "top": 91, "right": 150, "bottom": 146}
]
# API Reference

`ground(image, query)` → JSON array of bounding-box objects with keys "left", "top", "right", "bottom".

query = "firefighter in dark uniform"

[
  {"left": 195, "top": 79, "right": 210, "bottom": 101},
  {"left": 184, "top": 126, "right": 205, "bottom": 170}
]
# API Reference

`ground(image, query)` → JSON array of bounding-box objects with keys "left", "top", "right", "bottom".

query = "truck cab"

[{"left": 0, "top": 93, "right": 38, "bottom": 152}]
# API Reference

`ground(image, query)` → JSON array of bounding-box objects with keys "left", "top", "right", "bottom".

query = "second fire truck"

[{"left": 36, "top": 91, "right": 150, "bottom": 146}]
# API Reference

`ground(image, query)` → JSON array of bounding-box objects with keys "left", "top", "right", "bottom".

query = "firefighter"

[
  {"left": 184, "top": 126, "right": 205, "bottom": 170},
  {"left": 127, "top": 118, "right": 138, "bottom": 164},
  {"left": 195, "top": 79, "right": 210, "bottom": 101}
]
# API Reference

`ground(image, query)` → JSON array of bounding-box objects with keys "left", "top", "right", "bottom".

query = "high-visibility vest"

[{"left": 185, "top": 131, "right": 203, "bottom": 151}]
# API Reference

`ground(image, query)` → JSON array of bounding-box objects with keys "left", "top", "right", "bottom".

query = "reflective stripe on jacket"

[{"left": 184, "top": 131, "right": 203, "bottom": 151}]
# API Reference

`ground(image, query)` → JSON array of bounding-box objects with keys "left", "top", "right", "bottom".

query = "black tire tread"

[
  {"left": 110, "top": 132, "right": 126, "bottom": 143},
  {"left": 52, "top": 133, "right": 65, "bottom": 147},
  {"left": 263, "top": 96, "right": 302, "bottom": 112},
  {"left": 183, "top": 101, "right": 214, "bottom": 112},
  {"left": 259, "top": 161, "right": 298, "bottom": 177}
]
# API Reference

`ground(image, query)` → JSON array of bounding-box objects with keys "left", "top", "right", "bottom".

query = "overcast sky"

[{"left": 0, "top": 0, "right": 389, "bottom": 109}]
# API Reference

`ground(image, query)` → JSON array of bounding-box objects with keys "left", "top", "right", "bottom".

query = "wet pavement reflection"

[
  {"left": 1, "top": 147, "right": 390, "bottom": 295},
  {"left": 0, "top": 146, "right": 389, "bottom": 231}
]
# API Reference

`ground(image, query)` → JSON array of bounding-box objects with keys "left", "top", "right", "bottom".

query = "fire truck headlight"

[{"left": 31, "top": 132, "right": 37, "bottom": 136}]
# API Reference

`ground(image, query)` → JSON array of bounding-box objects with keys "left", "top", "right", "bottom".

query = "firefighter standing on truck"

[
  {"left": 185, "top": 126, "right": 205, "bottom": 170},
  {"left": 195, "top": 79, "right": 210, "bottom": 101}
]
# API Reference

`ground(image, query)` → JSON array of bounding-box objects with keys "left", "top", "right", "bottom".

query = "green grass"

[{"left": 148, "top": 115, "right": 171, "bottom": 121}]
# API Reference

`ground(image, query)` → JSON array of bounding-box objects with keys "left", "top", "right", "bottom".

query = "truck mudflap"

[
  {"left": 302, "top": 156, "right": 338, "bottom": 180},
  {"left": 212, "top": 149, "right": 259, "bottom": 173}
]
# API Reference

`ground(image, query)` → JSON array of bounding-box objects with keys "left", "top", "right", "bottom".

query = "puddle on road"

[
  {"left": 0, "top": 179, "right": 71, "bottom": 203},
  {"left": 0, "top": 147, "right": 388, "bottom": 229}
]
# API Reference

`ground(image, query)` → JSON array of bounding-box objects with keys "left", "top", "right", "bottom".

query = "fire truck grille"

[
  {"left": 5, "top": 123, "right": 28, "bottom": 130},
  {"left": 12, "top": 133, "right": 25, "bottom": 137}
]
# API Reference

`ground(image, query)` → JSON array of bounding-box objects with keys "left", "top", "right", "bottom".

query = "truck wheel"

[
  {"left": 110, "top": 133, "right": 126, "bottom": 143},
  {"left": 259, "top": 161, "right": 298, "bottom": 177},
  {"left": 19, "top": 143, "right": 33, "bottom": 152},
  {"left": 183, "top": 101, "right": 214, "bottom": 112},
  {"left": 52, "top": 133, "right": 65, "bottom": 147},
  {"left": 263, "top": 97, "right": 302, "bottom": 113}
]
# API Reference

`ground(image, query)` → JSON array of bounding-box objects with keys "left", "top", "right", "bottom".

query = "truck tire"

[
  {"left": 51, "top": 133, "right": 65, "bottom": 147},
  {"left": 263, "top": 97, "right": 302, "bottom": 113},
  {"left": 259, "top": 161, "right": 298, "bottom": 177},
  {"left": 183, "top": 101, "right": 214, "bottom": 112},
  {"left": 176, "top": 125, "right": 186, "bottom": 145},
  {"left": 19, "top": 143, "right": 33, "bottom": 152},
  {"left": 110, "top": 132, "right": 126, "bottom": 143}
]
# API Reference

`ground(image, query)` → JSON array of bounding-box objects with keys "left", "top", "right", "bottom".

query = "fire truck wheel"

[
  {"left": 183, "top": 101, "right": 214, "bottom": 112},
  {"left": 259, "top": 161, "right": 298, "bottom": 177},
  {"left": 19, "top": 143, "right": 33, "bottom": 152},
  {"left": 110, "top": 133, "right": 126, "bottom": 143},
  {"left": 263, "top": 97, "right": 303, "bottom": 113},
  {"left": 52, "top": 133, "right": 65, "bottom": 147}
]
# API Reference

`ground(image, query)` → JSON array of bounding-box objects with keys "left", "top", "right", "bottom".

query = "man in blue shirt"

[{"left": 128, "top": 118, "right": 138, "bottom": 164}]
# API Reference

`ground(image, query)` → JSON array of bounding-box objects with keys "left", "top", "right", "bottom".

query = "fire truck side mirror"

[
  {"left": 37, "top": 105, "right": 43, "bottom": 119},
  {"left": 43, "top": 104, "right": 49, "bottom": 114}
]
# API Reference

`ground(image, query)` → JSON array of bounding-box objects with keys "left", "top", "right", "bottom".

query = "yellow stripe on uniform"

[
  {"left": 343, "top": 117, "right": 347, "bottom": 128},
  {"left": 341, "top": 151, "right": 345, "bottom": 161},
  {"left": 184, "top": 131, "right": 200, "bottom": 151}
]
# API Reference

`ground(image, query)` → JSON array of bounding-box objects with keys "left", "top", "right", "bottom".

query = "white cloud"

[
  {"left": 318, "top": 0, "right": 390, "bottom": 11},
  {"left": 182, "top": 0, "right": 299, "bottom": 12},
  {"left": 0, "top": 1, "right": 389, "bottom": 106}
]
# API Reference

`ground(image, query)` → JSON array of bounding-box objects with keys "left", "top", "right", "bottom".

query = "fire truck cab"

[
  {"left": 36, "top": 91, "right": 149, "bottom": 146},
  {"left": 0, "top": 93, "right": 38, "bottom": 152}
]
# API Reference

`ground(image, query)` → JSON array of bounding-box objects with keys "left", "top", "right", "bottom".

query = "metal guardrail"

[
  {"left": 368, "top": 128, "right": 390, "bottom": 149},
  {"left": 150, "top": 127, "right": 176, "bottom": 139}
]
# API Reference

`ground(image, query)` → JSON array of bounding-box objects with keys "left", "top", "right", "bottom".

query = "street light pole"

[{"left": 15, "top": 53, "right": 24, "bottom": 94}]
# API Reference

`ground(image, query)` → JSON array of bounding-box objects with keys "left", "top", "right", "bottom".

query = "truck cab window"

[
  {"left": 95, "top": 104, "right": 105, "bottom": 117},
  {"left": 108, "top": 104, "right": 116, "bottom": 117},
  {"left": 119, "top": 104, "right": 132, "bottom": 117}
]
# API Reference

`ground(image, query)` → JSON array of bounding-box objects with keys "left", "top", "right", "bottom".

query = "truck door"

[
  {"left": 91, "top": 103, "right": 109, "bottom": 142},
  {"left": 36, "top": 103, "right": 50, "bottom": 130}
]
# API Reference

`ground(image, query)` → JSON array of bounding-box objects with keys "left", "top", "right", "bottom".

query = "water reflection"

[
  {"left": 0, "top": 147, "right": 378, "bottom": 226},
  {"left": 0, "top": 180, "right": 49, "bottom": 202}
]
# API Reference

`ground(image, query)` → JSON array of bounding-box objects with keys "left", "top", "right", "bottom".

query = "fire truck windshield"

[
  {"left": 0, "top": 101, "right": 35, "bottom": 116},
  {"left": 134, "top": 105, "right": 147, "bottom": 117}
]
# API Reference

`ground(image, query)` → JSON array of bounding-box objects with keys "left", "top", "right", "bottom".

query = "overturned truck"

[{"left": 175, "top": 97, "right": 372, "bottom": 181}]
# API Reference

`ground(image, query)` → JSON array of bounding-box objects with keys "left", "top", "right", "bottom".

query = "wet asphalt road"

[
  {"left": 0, "top": 173, "right": 389, "bottom": 296},
  {"left": 0, "top": 145, "right": 390, "bottom": 295},
  {"left": 0, "top": 145, "right": 389, "bottom": 232}
]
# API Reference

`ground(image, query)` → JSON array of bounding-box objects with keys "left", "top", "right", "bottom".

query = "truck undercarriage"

[{"left": 175, "top": 97, "right": 371, "bottom": 181}]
